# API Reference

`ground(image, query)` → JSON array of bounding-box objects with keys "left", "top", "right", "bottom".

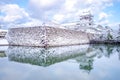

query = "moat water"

[{"left": 0, "top": 44, "right": 120, "bottom": 80}]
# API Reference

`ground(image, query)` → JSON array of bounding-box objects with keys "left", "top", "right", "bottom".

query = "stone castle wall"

[
  {"left": 46, "top": 27, "right": 91, "bottom": 46},
  {"left": 6, "top": 26, "right": 93, "bottom": 47}
]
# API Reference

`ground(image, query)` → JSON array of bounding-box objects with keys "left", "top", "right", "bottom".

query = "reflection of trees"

[
  {"left": 106, "top": 44, "right": 114, "bottom": 58},
  {"left": 90, "top": 44, "right": 115, "bottom": 58},
  {"left": 74, "top": 44, "right": 120, "bottom": 73},
  {"left": 116, "top": 45, "right": 120, "bottom": 60},
  {"left": 75, "top": 50, "right": 95, "bottom": 73},
  {"left": 0, "top": 51, "right": 6, "bottom": 57},
  {"left": 80, "top": 59, "right": 93, "bottom": 73}
]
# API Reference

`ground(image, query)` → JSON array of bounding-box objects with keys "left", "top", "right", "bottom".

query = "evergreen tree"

[{"left": 107, "top": 31, "right": 113, "bottom": 40}]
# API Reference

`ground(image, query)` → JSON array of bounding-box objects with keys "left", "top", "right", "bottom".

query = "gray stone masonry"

[{"left": 6, "top": 26, "right": 94, "bottom": 47}]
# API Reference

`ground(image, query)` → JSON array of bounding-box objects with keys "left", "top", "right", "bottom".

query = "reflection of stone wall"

[
  {"left": 6, "top": 45, "right": 89, "bottom": 66},
  {"left": 6, "top": 26, "right": 92, "bottom": 47}
]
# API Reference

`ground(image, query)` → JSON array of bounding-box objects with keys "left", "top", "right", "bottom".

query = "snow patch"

[{"left": 0, "top": 39, "right": 8, "bottom": 45}]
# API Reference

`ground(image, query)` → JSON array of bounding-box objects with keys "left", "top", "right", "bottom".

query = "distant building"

[
  {"left": 78, "top": 11, "right": 94, "bottom": 27},
  {"left": 62, "top": 12, "right": 94, "bottom": 28},
  {"left": 62, "top": 12, "right": 103, "bottom": 34},
  {"left": 0, "top": 30, "right": 8, "bottom": 38}
]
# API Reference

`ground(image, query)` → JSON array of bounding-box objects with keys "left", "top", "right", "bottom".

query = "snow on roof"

[
  {"left": 0, "top": 29, "right": 8, "bottom": 32},
  {"left": 62, "top": 22, "right": 77, "bottom": 26}
]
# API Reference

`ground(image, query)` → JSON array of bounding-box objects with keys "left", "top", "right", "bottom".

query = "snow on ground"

[
  {"left": 0, "top": 29, "right": 8, "bottom": 32},
  {"left": 0, "top": 38, "right": 8, "bottom": 45}
]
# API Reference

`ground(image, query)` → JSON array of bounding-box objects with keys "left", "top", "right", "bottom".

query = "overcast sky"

[{"left": 0, "top": 0, "right": 120, "bottom": 29}]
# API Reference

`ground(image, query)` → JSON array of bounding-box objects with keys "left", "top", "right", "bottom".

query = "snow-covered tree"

[{"left": 118, "top": 24, "right": 120, "bottom": 34}]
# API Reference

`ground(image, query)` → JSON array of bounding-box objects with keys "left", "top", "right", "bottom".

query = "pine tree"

[{"left": 107, "top": 30, "right": 113, "bottom": 40}]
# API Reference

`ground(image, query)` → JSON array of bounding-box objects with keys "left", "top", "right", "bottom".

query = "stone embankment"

[{"left": 6, "top": 26, "right": 95, "bottom": 47}]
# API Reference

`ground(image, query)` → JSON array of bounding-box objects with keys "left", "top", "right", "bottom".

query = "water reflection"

[
  {"left": 0, "top": 46, "right": 8, "bottom": 57},
  {"left": 4, "top": 44, "right": 120, "bottom": 73},
  {"left": 6, "top": 45, "right": 89, "bottom": 67},
  {"left": 0, "top": 51, "right": 6, "bottom": 57},
  {"left": 75, "top": 44, "right": 120, "bottom": 73}
]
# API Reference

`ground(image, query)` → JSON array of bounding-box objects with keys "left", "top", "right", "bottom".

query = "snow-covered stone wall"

[
  {"left": 6, "top": 26, "right": 93, "bottom": 47},
  {"left": 46, "top": 27, "right": 92, "bottom": 46},
  {"left": 6, "top": 26, "right": 46, "bottom": 47}
]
